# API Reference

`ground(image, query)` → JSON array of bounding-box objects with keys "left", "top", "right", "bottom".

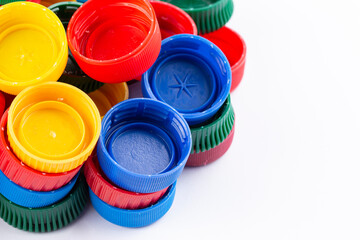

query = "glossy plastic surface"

[
  {"left": 98, "top": 98, "right": 191, "bottom": 193},
  {"left": 84, "top": 154, "right": 168, "bottom": 209},
  {"left": 18, "top": 101, "right": 85, "bottom": 160},
  {"left": 41, "top": 0, "right": 76, "bottom": 7},
  {"left": 142, "top": 34, "right": 231, "bottom": 126},
  {"left": 88, "top": 83, "right": 129, "bottom": 117},
  {"left": 67, "top": 0, "right": 161, "bottom": 83},
  {"left": 49, "top": 1, "right": 105, "bottom": 93},
  {"left": 0, "top": 174, "right": 88, "bottom": 232},
  {"left": 7, "top": 82, "right": 101, "bottom": 173},
  {"left": 191, "top": 95, "right": 234, "bottom": 153},
  {"left": 0, "top": 167, "right": 79, "bottom": 208},
  {"left": 0, "top": 0, "right": 40, "bottom": 5},
  {"left": 187, "top": 124, "right": 235, "bottom": 167},
  {"left": 89, "top": 183, "right": 176, "bottom": 227},
  {"left": 0, "top": 2, "right": 67, "bottom": 95},
  {"left": 150, "top": 1, "right": 197, "bottom": 39},
  {"left": 160, "top": 0, "right": 233, "bottom": 34},
  {"left": 0, "top": 111, "right": 82, "bottom": 191},
  {"left": 201, "top": 26, "right": 246, "bottom": 92},
  {"left": 48, "top": 1, "right": 82, "bottom": 30}
]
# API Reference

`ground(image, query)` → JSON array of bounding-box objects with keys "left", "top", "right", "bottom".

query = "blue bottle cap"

[
  {"left": 0, "top": 168, "right": 79, "bottom": 208},
  {"left": 97, "top": 98, "right": 191, "bottom": 193},
  {"left": 142, "top": 34, "right": 231, "bottom": 126},
  {"left": 89, "top": 182, "right": 176, "bottom": 228},
  {"left": 107, "top": 122, "right": 176, "bottom": 175}
]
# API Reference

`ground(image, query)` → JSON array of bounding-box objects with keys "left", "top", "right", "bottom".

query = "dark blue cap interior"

[
  {"left": 106, "top": 122, "right": 175, "bottom": 175},
  {"left": 151, "top": 53, "right": 216, "bottom": 113}
]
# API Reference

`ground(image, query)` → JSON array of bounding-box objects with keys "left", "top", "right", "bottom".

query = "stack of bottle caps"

[
  {"left": 0, "top": 3, "right": 100, "bottom": 232},
  {"left": 0, "top": 0, "right": 246, "bottom": 231},
  {"left": 87, "top": 98, "right": 191, "bottom": 227},
  {"left": 143, "top": 0, "right": 245, "bottom": 166},
  {"left": 0, "top": 81, "right": 101, "bottom": 232}
]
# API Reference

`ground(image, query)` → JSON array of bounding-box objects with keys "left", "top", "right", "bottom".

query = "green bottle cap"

[
  {"left": 0, "top": 174, "right": 88, "bottom": 232},
  {"left": 190, "top": 95, "right": 234, "bottom": 153},
  {"left": 160, "top": 0, "right": 234, "bottom": 34}
]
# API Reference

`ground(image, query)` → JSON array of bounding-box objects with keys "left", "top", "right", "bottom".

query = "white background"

[{"left": 3, "top": 0, "right": 360, "bottom": 239}]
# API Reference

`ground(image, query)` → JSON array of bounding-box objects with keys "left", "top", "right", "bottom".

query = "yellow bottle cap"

[
  {"left": 8, "top": 82, "right": 101, "bottom": 173},
  {"left": 88, "top": 83, "right": 129, "bottom": 118},
  {"left": 18, "top": 101, "right": 86, "bottom": 160},
  {"left": 0, "top": 2, "right": 67, "bottom": 95},
  {"left": 87, "top": 90, "right": 112, "bottom": 117}
]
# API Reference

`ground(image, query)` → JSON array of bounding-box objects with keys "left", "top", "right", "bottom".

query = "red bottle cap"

[
  {"left": 84, "top": 153, "right": 168, "bottom": 210},
  {"left": 150, "top": 1, "right": 197, "bottom": 39},
  {"left": 201, "top": 27, "right": 246, "bottom": 92},
  {"left": 67, "top": 0, "right": 161, "bottom": 83},
  {"left": 0, "top": 110, "right": 82, "bottom": 191}
]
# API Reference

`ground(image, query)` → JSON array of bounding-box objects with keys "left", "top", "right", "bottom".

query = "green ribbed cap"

[
  {"left": 191, "top": 95, "right": 234, "bottom": 153},
  {"left": 0, "top": 174, "right": 88, "bottom": 232},
  {"left": 160, "top": 0, "right": 234, "bottom": 34},
  {"left": 48, "top": 2, "right": 83, "bottom": 30},
  {"left": 49, "top": 1, "right": 104, "bottom": 93},
  {"left": 0, "top": 0, "right": 23, "bottom": 4},
  {"left": 58, "top": 53, "right": 104, "bottom": 93}
]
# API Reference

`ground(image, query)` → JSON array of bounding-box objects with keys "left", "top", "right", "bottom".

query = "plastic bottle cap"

[
  {"left": 18, "top": 101, "right": 86, "bottom": 160},
  {"left": 84, "top": 154, "right": 168, "bottom": 209},
  {"left": 49, "top": 2, "right": 105, "bottom": 94},
  {"left": 201, "top": 27, "right": 247, "bottom": 92},
  {"left": 0, "top": 0, "right": 40, "bottom": 5},
  {"left": 188, "top": 96, "right": 235, "bottom": 166},
  {"left": 88, "top": 90, "right": 113, "bottom": 117},
  {"left": 0, "top": 110, "right": 82, "bottom": 191},
  {"left": 48, "top": 1, "right": 82, "bottom": 29},
  {"left": 98, "top": 98, "right": 191, "bottom": 193},
  {"left": 107, "top": 122, "right": 175, "bottom": 175},
  {"left": 67, "top": 0, "right": 162, "bottom": 83},
  {"left": 88, "top": 83, "right": 129, "bottom": 117},
  {"left": 160, "top": 0, "right": 234, "bottom": 34},
  {"left": 187, "top": 124, "right": 235, "bottom": 167},
  {"left": 0, "top": 166, "right": 79, "bottom": 208},
  {"left": 89, "top": 183, "right": 176, "bottom": 228},
  {"left": 142, "top": 34, "right": 231, "bottom": 126},
  {"left": 41, "top": 0, "right": 76, "bottom": 7},
  {"left": 7, "top": 82, "right": 101, "bottom": 173},
  {"left": 0, "top": 174, "right": 88, "bottom": 232},
  {"left": 191, "top": 95, "right": 234, "bottom": 153},
  {"left": 150, "top": 1, "right": 197, "bottom": 39},
  {"left": 0, "top": 2, "right": 67, "bottom": 95}
]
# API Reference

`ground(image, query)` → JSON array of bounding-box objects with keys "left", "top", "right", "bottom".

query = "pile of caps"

[{"left": 0, "top": 0, "right": 246, "bottom": 232}]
